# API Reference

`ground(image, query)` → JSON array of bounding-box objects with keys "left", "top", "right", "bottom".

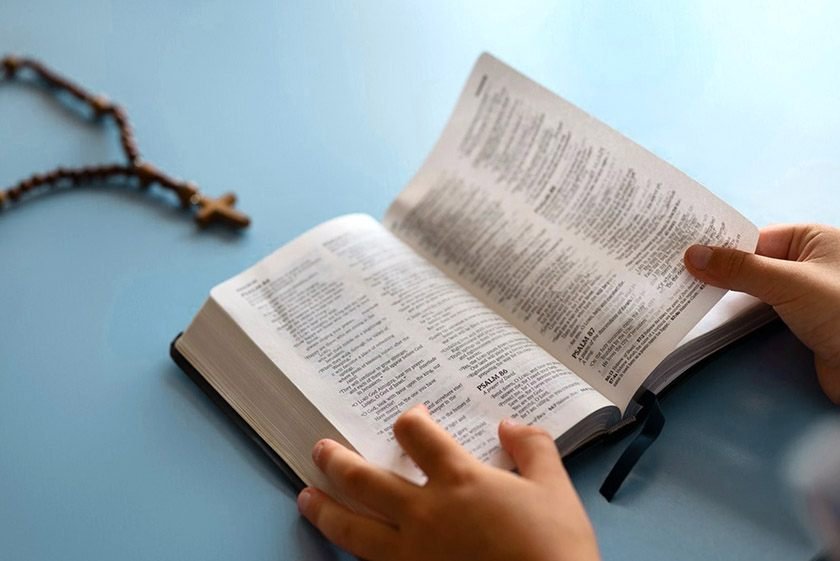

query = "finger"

[
  {"left": 498, "top": 419, "right": 565, "bottom": 482},
  {"left": 683, "top": 244, "right": 802, "bottom": 305},
  {"left": 815, "top": 358, "right": 840, "bottom": 405},
  {"left": 392, "top": 405, "right": 476, "bottom": 482},
  {"left": 755, "top": 224, "right": 813, "bottom": 260},
  {"left": 313, "top": 439, "right": 416, "bottom": 520},
  {"left": 298, "top": 487, "right": 399, "bottom": 561}
]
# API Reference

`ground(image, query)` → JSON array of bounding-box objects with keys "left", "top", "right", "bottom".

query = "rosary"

[{"left": 0, "top": 54, "right": 250, "bottom": 229}]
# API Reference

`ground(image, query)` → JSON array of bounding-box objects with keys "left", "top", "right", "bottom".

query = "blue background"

[{"left": 2, "top": 2, "right": 839, "bottom": 560}]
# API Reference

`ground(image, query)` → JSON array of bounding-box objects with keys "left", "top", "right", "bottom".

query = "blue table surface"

[{"left": 2, "top": 2, "right": 839, "bottom": 560}]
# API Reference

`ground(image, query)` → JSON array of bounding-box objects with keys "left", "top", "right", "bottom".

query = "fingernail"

[
  {"left": 312, "top": 440, "right": 326, "bottom": 465},
  {"left": 297, "top": 489, "right": 313, "bottom": 514},
  {"left": 686, "top": 245, "right": 713, "bottom": 270},
  {"left": 501, "top": 418, "right": 519, "bottom": 427}
]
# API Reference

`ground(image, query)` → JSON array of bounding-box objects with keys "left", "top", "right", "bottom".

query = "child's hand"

[
  {"left": 685, "top": 224, "right": 840, "bottom": 403},
  {"left": 297, "top": 405, "right": 601, "bottom": 561}
]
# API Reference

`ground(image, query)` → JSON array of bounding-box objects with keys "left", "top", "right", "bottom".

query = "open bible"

[{"left": 172, "top": 54, "right": 776, "bottom": 498}]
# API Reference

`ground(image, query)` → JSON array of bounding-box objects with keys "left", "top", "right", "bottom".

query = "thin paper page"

[
  {"left": 679, "top": 292, "right": 767, "bottom": 345},
  {"left": 385, "top": 54, "right": 758, "bottom": 412},
  {"left": 210, "top": 215, "right": 612, "bottom": 482}
]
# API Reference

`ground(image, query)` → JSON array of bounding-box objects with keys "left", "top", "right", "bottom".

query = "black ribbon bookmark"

[{"left": 599, "top": 390, "right": 665, "bottom": 501}]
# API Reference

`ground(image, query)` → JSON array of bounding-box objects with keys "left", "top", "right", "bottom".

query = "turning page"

[
  {"left": 385, "top": 53, "right": 758, "bottom": 412},
  {"left": 210, "top": 215, "right": 615, "bottom": 482}
]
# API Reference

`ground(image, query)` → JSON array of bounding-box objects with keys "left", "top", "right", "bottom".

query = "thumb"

[
  {"left": 684, "top": 244, "right": 800, "bottom": 305},
  {"left": 498, "top": 419, "right": 565, "bottom": 482},
  {"left": 815, "top": 358, "right": 840, "bottom": 405}
]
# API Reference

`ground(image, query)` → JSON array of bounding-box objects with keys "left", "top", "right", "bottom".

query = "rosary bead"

[
  {"left": 112, "top": 105, "right": 128, "bottom": 124},
  {"left": 175, "top": 181, "right": 199, "bottom": 208},
  {"left": 2, "top": 54, "right": 21, "bottom": 77},
  {"left": 91, "top": 95, "right": 113, "bottom": 115},
  {"left": 135, "top": 161, "right": 157, "bottom": 188}
]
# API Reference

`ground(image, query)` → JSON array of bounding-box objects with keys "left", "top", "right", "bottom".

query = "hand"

[
  {"left": 684, "top": 224, "right": 840, "bottom": 403},
  {"left": 297, "top": 405, "right": 601, "bottom": 561}
]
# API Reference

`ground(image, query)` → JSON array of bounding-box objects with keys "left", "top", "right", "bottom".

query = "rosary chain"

[{"left": 0, "top": 54, "right": 249, "bottom": 228}]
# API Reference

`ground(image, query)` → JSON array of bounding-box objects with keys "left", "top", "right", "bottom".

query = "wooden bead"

[
  {"left": 111, "top": 105, "right": 128, "bottom": 124},
  {"left": 175, "top": 181, "right": 199, "bottom": 209},
  {"left": 2, "top": 54, "right": 21, "bottom": 76},
  {"left": 134, "top": 161, "right": 158, "bottom": 188},
  {"left": 91, "top": 95, "right": 112, "bottom": 115}
]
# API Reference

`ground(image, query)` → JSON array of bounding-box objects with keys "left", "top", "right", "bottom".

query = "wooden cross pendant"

[{"left": 193, "top": 192, "right": 251, "bottom": 229}]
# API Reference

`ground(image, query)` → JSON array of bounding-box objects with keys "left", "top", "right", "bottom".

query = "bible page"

[
  {"left": 210, "top": 214, "right": 615, "bottom": 483},
  {"left": 385, "top": 54, "right": 758, "bottom": 412}
]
